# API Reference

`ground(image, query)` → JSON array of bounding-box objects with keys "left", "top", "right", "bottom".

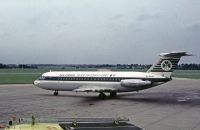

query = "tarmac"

[{"left": 0, "top": 78, "right": 200, "bottom": 130}]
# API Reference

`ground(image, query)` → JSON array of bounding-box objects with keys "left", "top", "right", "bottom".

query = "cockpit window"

[{"left": 39, "top": 76, "right": 45, "bottom": 80}]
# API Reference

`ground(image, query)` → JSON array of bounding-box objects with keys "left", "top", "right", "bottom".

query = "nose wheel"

[{"left": 54, "top": 90, "right": 58, "bottom": 96}]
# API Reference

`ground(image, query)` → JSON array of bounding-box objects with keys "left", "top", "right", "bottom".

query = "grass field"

[
  {"left": 0, "top": 69, "right": 199, "bottom": 84},
  {"left": 172, "top": 70, "right": 200, "bottom": 79}
]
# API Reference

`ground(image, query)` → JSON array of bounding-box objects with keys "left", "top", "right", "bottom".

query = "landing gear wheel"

[
  {"left": 99, "top": 92, "right": 106, "bottom": 99},
  {"left": 110, "top": 92, "right": 117, "bottom": 98},
  {"left": 54, "top": 90, "right": 58, "bottom": 96}
]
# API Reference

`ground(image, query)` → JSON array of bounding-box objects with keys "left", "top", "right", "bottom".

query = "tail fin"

[{"left": 147, "top": 51, "right": 192, "bottom": 78}]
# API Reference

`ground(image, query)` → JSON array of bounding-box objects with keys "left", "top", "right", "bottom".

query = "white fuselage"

[{"left": 34, "top": 71, "right": 171, "bottom": 93}]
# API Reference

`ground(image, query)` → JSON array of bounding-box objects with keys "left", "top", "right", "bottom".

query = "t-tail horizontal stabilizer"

[{"left": 147, "top": 51, "right": 192, "bottom": 78}]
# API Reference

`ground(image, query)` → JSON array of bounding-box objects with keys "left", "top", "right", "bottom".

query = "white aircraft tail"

[{"left": 147, "top": 51, "right": 192, "bottom": 78}]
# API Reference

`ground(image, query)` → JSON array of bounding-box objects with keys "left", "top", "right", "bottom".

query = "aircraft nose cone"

[{"left": 33, "top": 80, "right": 39, "bottom": 86}]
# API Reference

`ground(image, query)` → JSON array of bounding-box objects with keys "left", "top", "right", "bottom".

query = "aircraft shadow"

[
  {"left": 117, "top": 92, "right": 200, "bottom": 106},
  {"left": 37, "top": 91, "right": 200, "bottom": 106}
]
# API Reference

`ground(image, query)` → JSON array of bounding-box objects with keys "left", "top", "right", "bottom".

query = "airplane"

[{"left": 34, "top": 51, "right": 191, "bottom": 98}]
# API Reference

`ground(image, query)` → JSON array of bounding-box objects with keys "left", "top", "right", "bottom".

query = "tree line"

[{"left": 0, "top": 63, "right": 200, "bottom": 70}]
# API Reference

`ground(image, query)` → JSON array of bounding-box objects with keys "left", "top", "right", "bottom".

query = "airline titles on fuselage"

[{"left": 59, "top": 73, "right": 116, "bottom": 77}]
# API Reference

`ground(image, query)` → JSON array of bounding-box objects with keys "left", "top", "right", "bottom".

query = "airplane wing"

[{"left": 73, "top": 86, "right": 116, "bottom": 92}]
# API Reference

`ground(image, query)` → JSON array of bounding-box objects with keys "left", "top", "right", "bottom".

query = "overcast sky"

[{"left": 0, "top": 0, "right": 199, "bottom": 64}]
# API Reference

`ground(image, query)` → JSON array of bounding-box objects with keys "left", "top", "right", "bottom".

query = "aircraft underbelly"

[
  {"left": 60, "top": 81, "right": 122, "bottom": 91},
  {"left": 57, "top": 81, "right": 150, "bottom": 92}
]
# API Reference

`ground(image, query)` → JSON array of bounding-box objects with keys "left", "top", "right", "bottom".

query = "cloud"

[
  {"left": 112, "top": 14, "right": 125, "bottom": 20},
  {"left": 137, "top": 13, "right": 160, "bottom": 21},
  {"left": 184, "top": 21, "right": 200, "bottom": 32}
]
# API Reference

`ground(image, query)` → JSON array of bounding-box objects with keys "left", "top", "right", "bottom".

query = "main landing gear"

[
  {"left": 99, "top": 92, "right": 106, "bottom": 99},
  {"left": 110, "top": 92, "right": 117, "bottom": 98},
  {"left": 98, "top": 92, "right": 117, "bottom": 99},
  {"left": 54, "top": 90, "right": 58, "bottom": 96}
]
